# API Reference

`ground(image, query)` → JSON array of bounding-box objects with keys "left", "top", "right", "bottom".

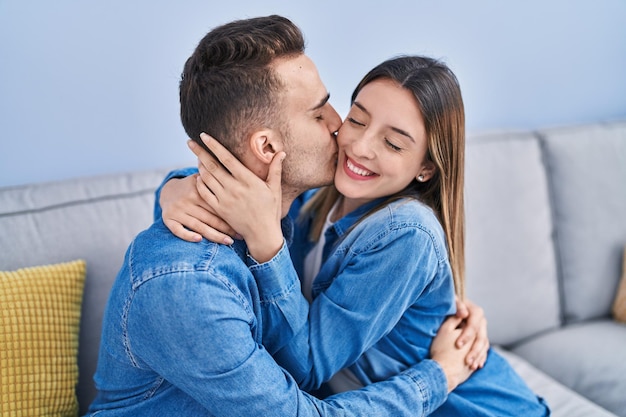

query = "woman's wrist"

[{"left": 246, "top": 229, "right": 284, "bottom": 264}]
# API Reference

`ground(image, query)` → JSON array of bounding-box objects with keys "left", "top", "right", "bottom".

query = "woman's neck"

[{"left": 333, "top": 195, "right": 374, "bottom": 222}]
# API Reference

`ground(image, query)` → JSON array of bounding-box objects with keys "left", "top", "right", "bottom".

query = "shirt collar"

[{"left": 331, "top": 197, "right": 387, "bottom": 238}]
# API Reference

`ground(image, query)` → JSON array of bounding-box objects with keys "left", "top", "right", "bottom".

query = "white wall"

[{"left": 1, "top": 0, "right": 625, "bottom": 187}]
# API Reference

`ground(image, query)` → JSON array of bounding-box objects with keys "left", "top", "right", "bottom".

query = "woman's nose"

[{"left": 350, "top": 132, "right": 376, "bottom": 159}]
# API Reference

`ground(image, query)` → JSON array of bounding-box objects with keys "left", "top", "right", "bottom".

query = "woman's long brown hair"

[{"left": 301, "top": 55, "right": 466, "bottom": 299}]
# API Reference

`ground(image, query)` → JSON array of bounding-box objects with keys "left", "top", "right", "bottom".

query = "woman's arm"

[
  {"left": 131, "top": 264, "right": 471, "bottom": 417},
  {"left": 154, "top": 167, "right": 198, "bottom": 227},
  {"left": 156, "top": 134, "right": 489, "bottom": 378},
  {"left": 158, "top": 135, "right": 284, "bottom": 262},
  {"left": 254, "top": 220, "right": 452, "bottom": 390}
]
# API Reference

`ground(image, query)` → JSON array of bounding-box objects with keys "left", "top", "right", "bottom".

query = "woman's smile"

[{"left": 344, "top": 156, "right": 377, "bottom": 180}]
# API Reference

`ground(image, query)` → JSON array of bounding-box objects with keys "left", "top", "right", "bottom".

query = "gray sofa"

[{"left": 1, "top": 120, "right": 624, "bottom": 416}]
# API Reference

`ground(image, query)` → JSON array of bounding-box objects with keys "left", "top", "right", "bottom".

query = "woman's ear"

[
  {"left": 248, "top": 129, "right": 282, "bottom": 164},
  {"left": 416, "top": 161, "right": 437, "bottom": 182}
]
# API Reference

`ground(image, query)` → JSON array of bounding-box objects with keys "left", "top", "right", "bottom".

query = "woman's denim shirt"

[
  {"left": 260, "top": 190, "right": 550, "bottom": 417},
  {"left": 86, "top": 168, "right": 450, "bottom": 417},
  {"left": 258, "top": 190, "right": 457, "bottom": 391}
]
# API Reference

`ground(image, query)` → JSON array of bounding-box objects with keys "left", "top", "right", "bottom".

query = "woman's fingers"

[
  {"left": 163, "top": 217, "right": 202, "bottom": 242},
  {"left": 197, "top": 133, "right": 256, "bottom": 182}
]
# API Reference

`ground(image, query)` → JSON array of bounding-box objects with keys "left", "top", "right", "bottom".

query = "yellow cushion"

[
  {"left": 613, "top": 247, "right": 626, "bottom": 323},
  {"left": 0, "top": 260, "right": 86, "bottom": 417}
]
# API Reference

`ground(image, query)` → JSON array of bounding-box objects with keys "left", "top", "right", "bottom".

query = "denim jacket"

[
  {"left": 85, "top": 168, "right": 450, "bottom": 417},
  {"left": 258, "top": 189, "right": 550, "bottom": 416},
  {"left": 260, "top": 190, "right": 457, "bottom": 390}
]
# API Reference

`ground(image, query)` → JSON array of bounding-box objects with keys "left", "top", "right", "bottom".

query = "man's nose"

[{"left": 326, "top": 105, "right": 342, "bottom": 134}]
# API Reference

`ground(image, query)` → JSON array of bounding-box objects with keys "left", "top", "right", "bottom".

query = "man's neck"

[{"left": 280, "top": 187, "right": 302, "bottom": 218}]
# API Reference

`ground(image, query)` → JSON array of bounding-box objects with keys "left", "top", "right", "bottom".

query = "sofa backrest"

[
  {"left": 465, "top": 121, "right": 626, "bottom": 346},
  {"left": 464, "top": 131, "right": 562, "bottom": 346},
  {"left": 539, "top": 121, "right": 626, "bottom": 323},
  {"left": 0, "top": 168, "right": 171, "bottom": 414},
  {"left": 1, "top": 121, "right": 624, "bottom": 412}
]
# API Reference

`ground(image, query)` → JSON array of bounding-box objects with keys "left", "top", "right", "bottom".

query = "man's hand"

[
  {"left": 454, "top": 297, "right": 490, "bottom": 369},
  {"left": 430, "top": 315, "right": 475, "bottom": 392}
]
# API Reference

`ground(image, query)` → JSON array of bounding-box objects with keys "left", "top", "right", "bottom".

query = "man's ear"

[
  {"left": 248, "top": 129, "right": 282, "bottom": 165},
  {"left": 417, "top": 160, "right": 437, "bottom": 182}
]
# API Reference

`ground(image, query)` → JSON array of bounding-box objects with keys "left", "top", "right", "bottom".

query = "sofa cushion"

[
  {"left": 539, "top": 121, "right": 626, "bottom": 323},
  {"left": 511, "top": 320, "right": 626, "bottom": 416},
  {"left": 613, "top": 246, "right": 626, "bottom": 322},
  {"left": 0, "top": 260, "right": 85, "bottom": 417},
  {"left": 465, "top": 131, "right": 561, "bottom": 346},
  {"left": 495, "top": 347, "right": 618, "bottom": 417},
  {"left": 0, "top": 168, "right": 171, "bottom": 414}
]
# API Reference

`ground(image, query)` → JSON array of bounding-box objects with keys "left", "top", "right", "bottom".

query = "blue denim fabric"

[
  {"left": 257, "top": 190, "right": 550, "bottom": 416},
  {"left": 85, "top": 169, "right": 450, "bottom": 417}
]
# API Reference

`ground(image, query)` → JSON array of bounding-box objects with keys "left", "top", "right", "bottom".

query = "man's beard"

[{"left": 280, "top": 128, "right": 335, "bottom": 196}]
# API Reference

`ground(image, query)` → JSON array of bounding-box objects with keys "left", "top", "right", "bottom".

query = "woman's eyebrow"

[
  {"left": 353, "top": 101, "right": 370, "bottom": 115},
  {"left": 391, "top": 127, "right": 415, "bottom": 143},
  {"left": 353, "top": 100, "right": 415, "bottom": 143}
]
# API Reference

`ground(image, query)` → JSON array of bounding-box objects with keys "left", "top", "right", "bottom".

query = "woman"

[{"left": 160, "top": 55, "right": 549, "bottom": 415}]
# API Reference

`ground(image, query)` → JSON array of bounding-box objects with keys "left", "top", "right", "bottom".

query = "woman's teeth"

[{"left": 347, "top": 159, "right": 374, "bottom": 176}]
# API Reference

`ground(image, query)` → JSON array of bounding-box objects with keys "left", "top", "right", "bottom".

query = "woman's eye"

[
  {"left": 347, "top": 117, "right": 365, "bottom": 126},
  {"left": 385, "top": 139, "right": 402, "bottom": 152},
  {"left": 316, "top": 114, "right": 324, "bottom": 121}
]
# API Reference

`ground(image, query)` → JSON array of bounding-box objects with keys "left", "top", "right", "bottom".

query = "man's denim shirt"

[{"left": 85, "top": 168, "right": 448, "bottom": 417}]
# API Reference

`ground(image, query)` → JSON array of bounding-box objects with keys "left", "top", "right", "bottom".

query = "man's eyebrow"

[
  {"left": 309, "top": 93, "right": 331, "bottom": 111},
  {"left": 353, "top": 100, "right": 415, "bottom": 143}
]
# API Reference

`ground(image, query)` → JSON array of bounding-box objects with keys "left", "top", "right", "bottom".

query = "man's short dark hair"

[{"left": 180, "top": 15, "right": 305, "bottom": 156}]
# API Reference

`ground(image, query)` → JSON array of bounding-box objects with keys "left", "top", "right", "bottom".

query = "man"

[{"left": 87, "top": 15, "right": 477, "bottom": 416}]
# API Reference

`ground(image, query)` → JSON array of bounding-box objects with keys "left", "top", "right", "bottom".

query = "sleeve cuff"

[
  {"left": 402, "top": 359, "right": 449, "bottom": 415},
  {"left": 247, "top": 240, "right": 300, "bottom": 302}
]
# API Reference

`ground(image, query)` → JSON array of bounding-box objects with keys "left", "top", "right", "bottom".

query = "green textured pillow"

[{"left": 0, "top": 260, "right": 86, "bottom": 417}]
